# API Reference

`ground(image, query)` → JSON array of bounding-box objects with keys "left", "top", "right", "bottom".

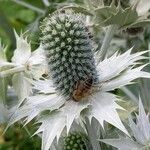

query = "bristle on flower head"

[{"left": 40, "top": 10, "right": 98, "bottom": 98}]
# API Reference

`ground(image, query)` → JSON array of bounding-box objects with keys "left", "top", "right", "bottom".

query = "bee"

[
  {"left": 124, "top": 27, "right": 144, "bottom": 36},
  {"left": 72, "top": 77, "right": 94, "bottom": 102}
]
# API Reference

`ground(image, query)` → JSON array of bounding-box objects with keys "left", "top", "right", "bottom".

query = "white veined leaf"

[
  {"left": 89, "top": 92, "right": 129, "bottom": 136},
  {"left": 61, "top": 100, "right": 89, "bottom": 133},
  {"left": 34, "top": 113, "right": 66, "bottom": 150},
  {"left": 7, "top": 93, "right": 65, "bottom": 127},
  {"left": 11, "top": 31, "right": 31, "bottom": 65}
]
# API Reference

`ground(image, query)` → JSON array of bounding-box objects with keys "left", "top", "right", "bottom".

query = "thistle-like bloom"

[
  {"left": 101, "top": 99, "right": 150, "bottom": 150},
  {"left": 0, "top": 31, "right": 46, "bottom": 78},
  {"left": 0, "top": 31, "right": 47, "bottom": 102},
  {"left": 7, "top": 11, "right": 150, "bottom": 150}
]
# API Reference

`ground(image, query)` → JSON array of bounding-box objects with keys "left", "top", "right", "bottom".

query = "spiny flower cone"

[
  {"left": 40, "top": 10, "right": 98, "bottom": 98},
  {"left": 63, "top": 132, "right": 89, "bottom": 150}
]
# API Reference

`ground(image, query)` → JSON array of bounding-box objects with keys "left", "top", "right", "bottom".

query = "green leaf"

[
  {"left": 17, "top": 9, "right": 36, "bottom": 23},
  {"left": 94, "top": 5, "right": 117, "bottom": 24},
  {"left": 94, "top": 4, "right": 138, "bottom": 27}
]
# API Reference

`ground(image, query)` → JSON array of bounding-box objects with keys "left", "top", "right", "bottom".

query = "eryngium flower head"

[
  {"left": 40, "top": 10, "right": 98, "bottom": 98},
  {"left": 7, "top": 10, "right": 150, "bottom": 150}
]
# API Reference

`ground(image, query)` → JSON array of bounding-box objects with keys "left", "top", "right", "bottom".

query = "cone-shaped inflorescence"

[
  {"left": 63, "top": 132, "right": 89, "bottom": 150},
  {"left": 40, "top": 10, "right": 98, "bottom": 98}
]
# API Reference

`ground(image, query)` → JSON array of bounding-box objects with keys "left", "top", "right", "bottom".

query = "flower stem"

[
  {"left": 85, "top": 118, "right": 101, "bottom": 150},
  {"left": 97, "top": 25, "right": 118, "bottom": 63},
  {"left": 11, "top": 0, "right": 45, "bottom": 14},
  {"left": 0, "top": 66, "right": 25, "bottom": 78}
]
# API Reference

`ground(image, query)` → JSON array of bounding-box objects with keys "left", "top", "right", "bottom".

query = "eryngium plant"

[
  {"left": 40, "top": 10, "right": 98, "bottom": 98},
  {"left": 7, "top": 10, "right": 150, "bottom": 150}
]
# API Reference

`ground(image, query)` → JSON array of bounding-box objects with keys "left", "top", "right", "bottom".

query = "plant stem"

[
  {"left": 42, "top": 0, "right": 50, "bottom": 7},
  {"left": 97, "top": 25, "right": 117, "bottom": 63},
  {"left": 11, "top": 0, "right": 45, "bottom": 14},
  {"left": 0, "top": 66, "right": 25, "bottom": 78},
  {"left": 85, "top": 118, "right": 101, "bottom": 150}
]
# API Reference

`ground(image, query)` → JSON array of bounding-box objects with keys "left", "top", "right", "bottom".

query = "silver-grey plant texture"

[{"left": 0, "top": 1, "right": 150, "bottom": 150}]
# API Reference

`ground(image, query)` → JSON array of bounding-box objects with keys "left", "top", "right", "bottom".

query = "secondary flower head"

[
  {"left": 7, "top": 10, "right": 150, "bottom": 150},
  {"left": 0, "top": 31, "right": 47, "bottom": 79}
]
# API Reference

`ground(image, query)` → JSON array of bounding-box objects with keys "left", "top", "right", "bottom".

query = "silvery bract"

[
  {"left": 101, "top": 99, "right": 150, "bottom": 150},
  {"left": 7, "top": 11, "right": 150, "bottom": 150},
  {"left": 0, "top": 31, "right": 47, "bottom": 102}
]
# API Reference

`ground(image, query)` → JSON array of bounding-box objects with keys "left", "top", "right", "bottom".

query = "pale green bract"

[
  {"left": 7, "top": 47, "right": 150, "bottom": 150},
  {"left": 64, "top": 0, "right": 150, "bottom": 29},
  {"left": 101, "top": 99, "right": 150, "bottom": 150}
]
